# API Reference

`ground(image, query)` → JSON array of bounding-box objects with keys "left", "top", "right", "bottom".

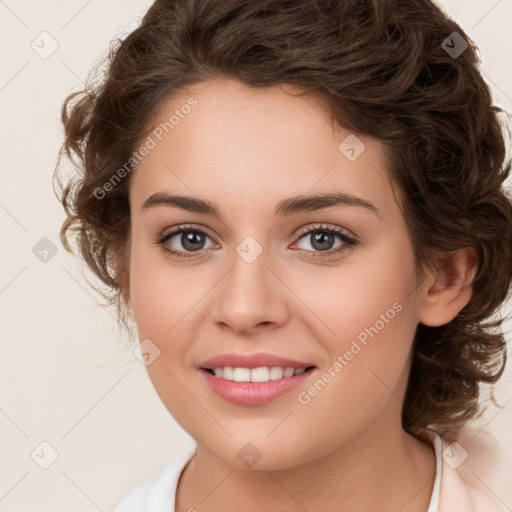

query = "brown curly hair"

[{"left": 53, "top": 0, "right": 512, "bottom": 441}]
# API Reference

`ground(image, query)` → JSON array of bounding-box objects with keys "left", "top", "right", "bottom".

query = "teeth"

[
  {"left": 210, "top": 366, "right": 309, "bottom": 382},
  {"left": 233, "top": 367, "right": 251, "bottom": 382}
]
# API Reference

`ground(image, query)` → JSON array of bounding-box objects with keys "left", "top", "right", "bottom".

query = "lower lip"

[{"left": 199, "top": 368, "right": 316, "bottom": 405}]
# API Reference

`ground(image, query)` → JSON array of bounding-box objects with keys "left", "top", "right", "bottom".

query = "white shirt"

[{"left": 113, "top": 429, "right": 510, "bottom": 511}]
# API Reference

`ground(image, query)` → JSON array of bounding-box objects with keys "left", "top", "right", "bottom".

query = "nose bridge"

[{"left": 213, "top": 233, "right": 288, "bottom": 332}]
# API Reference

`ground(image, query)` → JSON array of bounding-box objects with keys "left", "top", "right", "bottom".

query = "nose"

[{"left": 213, "top": 244, "right": 290, "bottom": 335}]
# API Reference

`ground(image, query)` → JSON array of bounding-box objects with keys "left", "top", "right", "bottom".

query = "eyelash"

[{"left": 154, "top": 223, "right": 358, "bottom": 260}]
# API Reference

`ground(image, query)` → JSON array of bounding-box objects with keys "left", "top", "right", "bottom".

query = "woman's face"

[{"left": 125, "top": 77, "right": 427, "bottom": 469}]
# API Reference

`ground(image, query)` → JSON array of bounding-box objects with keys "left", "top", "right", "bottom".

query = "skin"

[{"left": 121, "top": 77, "right": 478, "bottom": 512}]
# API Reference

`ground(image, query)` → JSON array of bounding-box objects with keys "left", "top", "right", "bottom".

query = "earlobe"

[{"left": 419, "top": 247, "right": 478, "bottom": 327}]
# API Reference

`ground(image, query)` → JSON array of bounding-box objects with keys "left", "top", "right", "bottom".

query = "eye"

[
  {"left": 291, "top": 223, "right": 357, "bottom": 259},
  {"left": 154, "top": 223, "right": 357, "bottom": 260},
  {"left": 155, "top": 224, "right": 217, "bottom": 259}
]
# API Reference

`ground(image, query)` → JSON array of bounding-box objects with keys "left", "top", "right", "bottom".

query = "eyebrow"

[{"left": 141, "top": 191, "right": 379, "bottom": 217}]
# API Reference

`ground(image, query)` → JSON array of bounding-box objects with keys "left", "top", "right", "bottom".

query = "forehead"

[{"left": 129, "top": 78, "right": 396, "bottom": 218}]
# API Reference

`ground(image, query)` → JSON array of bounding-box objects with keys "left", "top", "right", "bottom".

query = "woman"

[{"left": 54, "top": 0, "right": 512, "bottom": 510}]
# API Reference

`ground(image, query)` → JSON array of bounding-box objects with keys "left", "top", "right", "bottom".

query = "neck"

[{"left": 175, "top": 419, "right": 436, "bottom": 512}]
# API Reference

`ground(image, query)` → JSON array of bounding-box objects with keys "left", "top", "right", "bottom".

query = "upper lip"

[{"left": 199, "top": 352, "right": 316, "bottom": 370}]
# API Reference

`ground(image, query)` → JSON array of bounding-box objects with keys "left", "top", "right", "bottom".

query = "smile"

[
  {"left": 199, "top": 366, "right": 317, "bottom": 405},
  {"left": 205, "top": 365, "right": 315, "bottom": 382}
]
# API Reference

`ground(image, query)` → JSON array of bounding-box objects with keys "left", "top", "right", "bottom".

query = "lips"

[
  {"left": 199, "top": 364, "right": 317, "bottom": 405},
  {"left": 199, "top": 352, "right": 316, "bottom": 370}
]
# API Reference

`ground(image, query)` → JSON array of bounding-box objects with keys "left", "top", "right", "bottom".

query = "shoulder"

[
  {"left": 113, "top": 445, "right": 197, "bottom": 512},
  {"left": 433, "top": 427, "right": 512, "bottom": 512}
]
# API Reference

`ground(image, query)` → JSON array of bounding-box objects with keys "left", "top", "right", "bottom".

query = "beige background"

[{"left": 1, "top": 1, "right": 511, "bottom": 510}]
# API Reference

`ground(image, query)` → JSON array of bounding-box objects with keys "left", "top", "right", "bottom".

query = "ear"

[{"left": 419, "top": 247, "right": 478, "bottom": 327}]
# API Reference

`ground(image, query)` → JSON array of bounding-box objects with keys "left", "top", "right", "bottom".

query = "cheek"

[
  {"left": 275, "top": 288, "right": 418, "bottom": 464},
  {"left": 128, "top": 245, "right": 199, "bottom": 417},
  {"left": 128, "top": 238, "right": 193, "bottom": 337},
  {"left": 295, "top": 235, "right": 419, "bottom": 394},
  {"left": 298, "top": 233, "right": 417, "bottom": 345}
]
